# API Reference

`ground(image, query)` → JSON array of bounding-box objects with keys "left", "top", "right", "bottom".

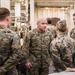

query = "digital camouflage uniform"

[
  {"left": 22, "top": 28, "right": 54, "bottom": 75},
  {"left": 47, "top": 25, "right": 57, "bottom": 38},
  {"left": 70, "top": 27, "right": 75, "bottom": 40},
  {"left": 50, "top": 34, "right": 75, "bottom": 72},
  {"left": 0, "top": 25, "right": 25, "bottom": 75}
]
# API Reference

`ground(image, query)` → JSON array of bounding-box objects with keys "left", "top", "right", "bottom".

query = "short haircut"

[
  {"left": 47, "top": 19, "right": 52, "bottom": 24},
  {"left": 56, "top": 20, "right": 67, "bottom": 32},
  {"left": 73, "top": 13, "right": 75, "bottom": 16},
  {"left": 0, "top": 7, "right": 10, "bottom": 21}
]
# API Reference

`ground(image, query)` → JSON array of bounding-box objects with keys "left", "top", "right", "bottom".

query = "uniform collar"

[
  {"left": 0, "top": 24, "right": 11, "bottom": 33},
  {"left": 0, "top": 24, "right": 7, "bottom": 29},
  {"left": 37, "top": 28, "right": 45, "bottom": 34},
  {"left": 57, "top": 33, "right": 65, "bottom": 39}
]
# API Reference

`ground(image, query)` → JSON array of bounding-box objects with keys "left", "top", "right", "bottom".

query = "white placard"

[{"left": 49, "top": 71, "right": 75, "bottom": 75}]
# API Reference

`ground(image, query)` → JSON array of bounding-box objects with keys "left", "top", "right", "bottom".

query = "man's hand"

[
  {"left": 66, "top": 67, "right": 75, "bottom": 72},
  {"left": 25, "top": 62, "right": 32, "bottom": 69}
]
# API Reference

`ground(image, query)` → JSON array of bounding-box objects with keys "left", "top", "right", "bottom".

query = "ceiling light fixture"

[
  {"left": 61, "top": 7, "right": 65, "bottom": 10},
  {"left": 45, "top": 7, "right": 48, "bottom": 9}
]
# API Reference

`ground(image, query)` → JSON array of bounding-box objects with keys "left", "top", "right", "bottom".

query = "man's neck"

[
  {"left": 57, "top": 31, "right": 63, "bottom": 35},
  {"left": 0, "top": 22, "right": 7, "bottom": 28},
  {"left": 37, "top": 28, "right": 45, "bottom": 33}
]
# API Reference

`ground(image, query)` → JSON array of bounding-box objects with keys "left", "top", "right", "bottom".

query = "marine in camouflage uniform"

[
  {"left": 70, "top": 28, "right": 75, "bottom": 40},
  {"left": 70, "top": 13, "right": 75, "bottom": 40},
  {"left": 0, "top": 25, "right": 21, "bottom": 75},
  {"left": 50, "top": 20, "right": 75, "bottom": 72},
  {"left": 0, "top": 7, "right": 26, "bottom": 75},
  {"left": 65, "top": 13, "right": 75, "bottom": 72},
  {"left": 47, "top": 19, "right": 57, "bottom": 38},
  {"left": 22, "top": 17, "right": 54, "bottom": 75}
]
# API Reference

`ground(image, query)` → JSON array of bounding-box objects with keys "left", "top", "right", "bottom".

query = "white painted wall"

[
  {"left": 34, "top": 8, "right": 66, "bottom": 28},
  {"left": 34, "top": 7, "right": 75, "bottom": 36}
]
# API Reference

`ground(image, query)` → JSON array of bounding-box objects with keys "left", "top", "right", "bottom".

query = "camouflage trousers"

[{"left": 26, "top": 67, "right": 49, "bottom": 75}]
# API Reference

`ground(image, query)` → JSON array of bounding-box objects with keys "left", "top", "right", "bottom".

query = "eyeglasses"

[{"left": 41, "top": 23, "right": 47, "bottom": 24}]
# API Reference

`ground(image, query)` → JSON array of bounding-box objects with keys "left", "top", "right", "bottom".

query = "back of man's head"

[
  {"left": 73, "top": 13, "right": 75, "bottom": 16},
  {"left": 73, "top": 13, "right": 75, "bottom": 25},
  {"left": 56, "top": 20, "right": 67, "bottom": 32},
  {"left": 0, "top": 7, "right": 10, "bottom": 21},
  {"left": 47, "top": 19, "right": 52, "bottom": 24}
]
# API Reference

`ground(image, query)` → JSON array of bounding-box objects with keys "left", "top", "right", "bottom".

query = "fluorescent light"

[
  {"left": 45, "top": 7, "right": 48, "bottom": 9},
  {"left": 61, "top": 7, "right": 65, "bottom": 9}
]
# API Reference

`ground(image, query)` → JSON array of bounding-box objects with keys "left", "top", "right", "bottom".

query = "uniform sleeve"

[
  {"left": 70, "top": 28, "right": 75, "bottom": 39},
  {"left": 49, "top": 31, "right": 54, "bottom": 43},
  {"left": 50, "top": 42, "right": 66, "bottom": 71},
  {"left": 22, "top": 32, "right": 30, "bottom": 63},
  {"left": 0, "top": 34, "right": 22, "bottom": 73}
]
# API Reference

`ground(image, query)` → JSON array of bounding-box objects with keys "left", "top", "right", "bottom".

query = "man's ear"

[
  {"left": 6, "top": 16, "right": 10, "bottom": 22},
  {"left": 37, "top": 22, "right": 39, "bottom": 26},
  {"left": 37, "top": 22, "right": 38, "bottom": 25},
  {"left": 56, "top": 27, "right": 59, "bottom": 32}
]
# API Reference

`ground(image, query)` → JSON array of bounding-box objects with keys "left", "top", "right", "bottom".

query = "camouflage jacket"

[
  {"left": 47, "top": 25, "right": 57, "bottom": 38},
  {"left": 0, "top": 25, "right": 24, "bottom": 75},
  {"left": 50, "top": 34, "right": 75, "bottom": 72},
  {"left": 22, "top": 28, "right": 54, "bottom": 68},
  {"left": 70, "top": 27, "right": 75, "bottom": 40}
]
